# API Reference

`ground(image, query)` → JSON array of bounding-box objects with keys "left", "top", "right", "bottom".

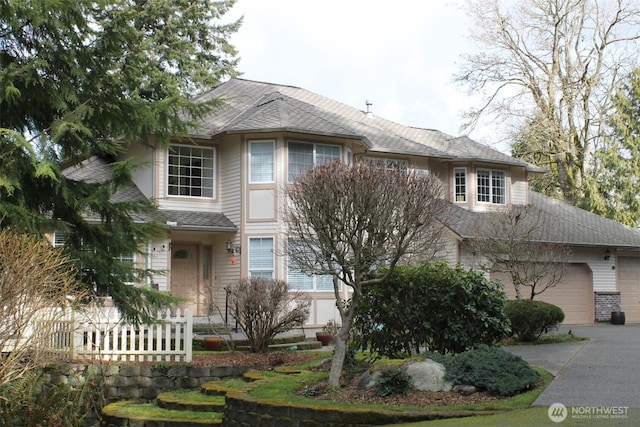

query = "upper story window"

[
  {"left": 248, "top": 237, "right": 274, "bottom": 278},
  {"left": 249, "top": 141, "right": 275, "bottom": 183},
  {"left": 454, "top": 168, "right": 467, "bottom": 202},
  {"left": 365, "top": 157, "right": 409, "bottom": 171},
  {"left": 288, "top": 141, "right": 341, "bottom": 181},
  {"left": 477, "top": 169, "right": 506, "bottom": 204},
  {"left": 168, "top": 144, "right": 215, "bottom": 198}
]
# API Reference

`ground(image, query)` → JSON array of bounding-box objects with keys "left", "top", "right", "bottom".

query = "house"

[{"left": 63, "top": 78, "right": 640, "bottom": 326}]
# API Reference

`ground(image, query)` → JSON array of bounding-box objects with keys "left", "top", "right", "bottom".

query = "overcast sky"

[{"left": 226, "top": 1, "right": 505, "bottom": 152}]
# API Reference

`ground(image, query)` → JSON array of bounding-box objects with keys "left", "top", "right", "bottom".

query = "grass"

[
  {"left": 104, "top": 347, "right": 564, "bottom": 425},
  {"left": 244, "top": 357, "right": 552, "bottom": 414},
  {"left": 103, "top": 400, "right": 223, "bottom": 423}
]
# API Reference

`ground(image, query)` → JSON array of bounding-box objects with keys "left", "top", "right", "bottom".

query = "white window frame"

[
  {"left": 287, "top": 141, "right": 341, "bottom": 182},
  {"left": 249, "top": 140, "right": 275, "bottom": 184},
  {"left": 477, "top": 169, "right": 506, "bottom": 205},
  {"left": 167, "top": 144, "right": 216, "bottom": 198},
  {"left": 248, "top": 237, "right": 274, "bottom": 278},
  {"left": 53, "top": 230, "right": 136, "bottom": 283},
  {"left": 454, "top": 167, "right": 467, "bottom": 203},
  {"left": 287, "top": 241, "right": 337, "bottom": 292}
]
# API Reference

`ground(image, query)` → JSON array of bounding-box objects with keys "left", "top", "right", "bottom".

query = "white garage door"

[
  {"left": 492, "top": 263, "right": 593, "bottom": 324},
  {"left": 617, "top": 257, "right": 640, "bottom": 323}
]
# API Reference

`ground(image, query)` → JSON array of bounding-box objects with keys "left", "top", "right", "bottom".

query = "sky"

[{"left": 225, "top": 0, "right": 505, "bottom": 152}]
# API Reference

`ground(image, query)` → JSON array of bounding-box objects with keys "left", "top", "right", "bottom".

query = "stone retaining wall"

[
  {"left": 43, "top": 362, "right": 249, "bottom": 400},
  {"left": 222, "top": 391, "right": 467, "bottom": 426}
]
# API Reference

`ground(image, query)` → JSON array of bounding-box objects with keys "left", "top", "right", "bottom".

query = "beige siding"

[
  {"left": 510, "top": 167, "right": 528, "bottom": 205},
  {"left": 149, "top": 238, "right": 170, "bottom": 291},
  {"left": 571, "top": 247, "right": 616, "bottom": 292},
  {"left": 125, "top": 142, "right": 154, "bottom": 199},
  {"left": 440, "top": 230, "right": 460, "bottom": 265},
  {"left": 617, "top": 256, "right": 640, "bottom": 322}
]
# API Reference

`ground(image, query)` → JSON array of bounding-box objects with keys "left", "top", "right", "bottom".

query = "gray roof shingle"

[
  {"left": 155, "top": 210, "right": 237, "bottom": 232},
  {"left": 447, "top": 191, "right": 640, "bottom": 249},
  {"left": 195, "top": 78, "right": 544, "bottom": 170}
]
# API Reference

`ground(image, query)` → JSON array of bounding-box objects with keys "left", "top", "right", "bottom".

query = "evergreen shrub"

[
  {"left": 505, "top": 299, "right": 565, "bottom": 341},
  {"left": 444, "top": 345, "right": 540, "bottom": 396}
]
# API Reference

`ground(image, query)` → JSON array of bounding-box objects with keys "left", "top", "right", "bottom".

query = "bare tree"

[
  {"left": 285, "top": 161, "right": 449, "bottom": 386},
  {"left": 467, "top": 205, "right": 571, "bottom": 300},
  {"left": 456, "top": 0, "right": 640, "bottom": 211},
  {"left": 0, "top": 229, "right": 87, "bottom": 387},
  {"left": 227, "top": 278, "right": 310, "bottom": 353}
]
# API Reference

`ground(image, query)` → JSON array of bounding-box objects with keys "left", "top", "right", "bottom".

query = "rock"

[
  {"left": 403, "top": 359, "right": 453, "bottom": 392},
  {"left": 453, "top": 384, "right": 477, "bottom": 396},
  {"left": 356, "top": 369, "right": 380, "bottom": 390},
  {"left": 358, "top": 358, "right": 454, "bottom": 392}
]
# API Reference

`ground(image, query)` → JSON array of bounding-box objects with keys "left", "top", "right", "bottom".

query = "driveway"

[{"left": 505, "top": 324, "right": 640, "bottom": 422}]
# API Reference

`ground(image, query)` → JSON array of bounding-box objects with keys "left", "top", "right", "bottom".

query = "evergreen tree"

[
  {"left": 596, "top": 68, "right": 640, "bottom": 227},
  {"left": 0, "top": 0, "right": 240, "bottom": 322}
]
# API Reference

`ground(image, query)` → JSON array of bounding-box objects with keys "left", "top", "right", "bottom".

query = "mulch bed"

[{"left": 192, "top": 351, "right": 507, "bottom": 407}]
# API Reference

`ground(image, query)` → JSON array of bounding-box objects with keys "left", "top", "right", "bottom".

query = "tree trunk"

[{"left": 327, "top": 317, "right": 353, "bottom": 387}]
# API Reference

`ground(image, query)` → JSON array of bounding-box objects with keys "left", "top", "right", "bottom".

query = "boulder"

[
  {"left": 403, "top": 359, "right": 453, "bottom": 392},
  {"left": 357, "top": 358, "right": 453, "bottom": 392}
]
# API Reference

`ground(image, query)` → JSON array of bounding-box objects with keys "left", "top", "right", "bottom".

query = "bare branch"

[
  {"left": 467, "top": 204, "right": 571, "bottom": 300},
  {"left": 284, "top": 161, "right": 449, "bottom": 386}
]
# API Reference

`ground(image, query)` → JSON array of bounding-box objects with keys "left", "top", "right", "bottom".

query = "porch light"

[
  {"left": 604, "top": 249, "right": 611, "bottom": 261},
  {"left": 226, "top": 239, "right": 240, "bottom": 255}
]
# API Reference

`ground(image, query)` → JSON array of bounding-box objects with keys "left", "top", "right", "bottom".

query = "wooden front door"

[
  {"left": 171, "top": 244, "right": 200, "bottom": 315},
  {"left": 171, "top": 243, "right": 213, "bottom": 316}
]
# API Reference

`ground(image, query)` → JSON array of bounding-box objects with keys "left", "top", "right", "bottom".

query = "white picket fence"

[{"left": 41, "top": 306, "right": 193, "bottom": 362}]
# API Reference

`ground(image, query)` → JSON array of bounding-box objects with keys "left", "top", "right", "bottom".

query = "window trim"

[
  {"left": 167, "top": 143, "right": 216, "bottom": 199},
  {"left": 286, "top": 240, "right": 337, "bottom": 292},
  {"left": 453, "top": 167, "right": 467, "bottom": 203},
  {"left": 287, "top": 140, "right": 342, "bottom": 182},
  {"left": 476, "top": 168, "right": 506, "bottom": 205},
  {"left": 248, "top": 236, "right": 275, "bottom": 279},
  {"left": 248, "top": 140, "right": 275, "bottom": 184}
]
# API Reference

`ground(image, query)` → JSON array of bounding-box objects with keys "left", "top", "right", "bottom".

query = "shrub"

[
  {"left": 228, "top": 278, "right": 311, "bottom": 352},
  {"left": 355, "top": 263, "right": 510, "bottom": 357},
  {"left": 375, "top": 367, "right": 414, "bottom": 397},
  {"left": 444, "top": 345, "right": 540, "bottom": 396},
  {"left": 505, "top": 299, "right": 565, "bottom": 341}
]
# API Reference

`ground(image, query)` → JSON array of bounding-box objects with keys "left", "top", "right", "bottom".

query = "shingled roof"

[
  {"left": 447, "top": 191, "right": 640, "bottom": 249},
  {"left": 193, "top": 78, "right": 545, "bottom": 171}
]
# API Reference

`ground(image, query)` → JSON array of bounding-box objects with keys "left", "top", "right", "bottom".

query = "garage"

[
  {"left": 492, "top": 263, "right": 594, "bottom": 324},
  {"left": 617, "top": 257, "right": 640, "bottom": 323}
]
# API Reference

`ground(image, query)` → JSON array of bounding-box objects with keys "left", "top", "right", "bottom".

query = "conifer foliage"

[{"left": 0, "top": 0, "right": 240, "bottom": 322}]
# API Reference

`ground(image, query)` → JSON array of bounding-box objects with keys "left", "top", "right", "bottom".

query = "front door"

[
  {"left": 171, "top": 243, "right": 213, "bottom": 316},
  {"left": 171, "top": 243, "right": 200, "bottom": 315}
]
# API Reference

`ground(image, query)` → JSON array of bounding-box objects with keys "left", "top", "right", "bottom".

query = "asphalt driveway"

[{"left": 505, "top": 324, "right": 640, "bottom": 422}]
